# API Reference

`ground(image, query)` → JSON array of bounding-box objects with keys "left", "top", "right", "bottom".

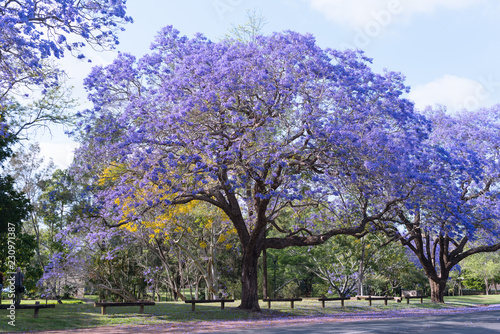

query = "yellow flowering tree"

[{"left": 96, "top": 163, "right": 238, "bottom": 299}]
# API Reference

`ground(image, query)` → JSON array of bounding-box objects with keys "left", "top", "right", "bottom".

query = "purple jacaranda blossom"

[
  {"left": 73, "top": 27, "right": 433, "bottom": 311},
  {"left": 0, "top": 0, "right": 132, "bottom": 101},
  {"left": 375, "top": 106, "right": 500, "bottom": 303}
]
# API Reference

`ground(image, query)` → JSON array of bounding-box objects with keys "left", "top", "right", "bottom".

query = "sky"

[{"left": 39, "top": 0, "right": 500, "bottom": 168}]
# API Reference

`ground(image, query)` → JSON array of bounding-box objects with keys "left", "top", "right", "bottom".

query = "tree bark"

[
  {"left": 429, "top": 277, "right": 447, "bottom": 303},
  {"left": 358, "top": 238, "right": 366, "bottom": 296},
  {"left": 262, "top": 248, "right": 268, "bottom": 299},
  {"left": 239, "top": 249, "right": 261, "bottom": 311}
]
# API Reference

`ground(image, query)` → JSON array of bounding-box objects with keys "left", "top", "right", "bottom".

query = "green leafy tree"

[
  {"left": 461, "top": 252, "right": 500, "bottom": 295},
  {"left": 5, "top": 86, "right": 77, "bottom": 141},
  {"left": 0, "top": 117, "right": 35, "bottom": 286},
  {"left": 6, "top": 142, "right": 55, "bottom": 270},
  {"left": 0, "top": 176, "right": 33, "bottom": 269},
  {"left": 38, "top": 169, "right": 80, "bottom": 253},
  {"left": 287, "top": 233, "right": 425, "bottom": 297}
]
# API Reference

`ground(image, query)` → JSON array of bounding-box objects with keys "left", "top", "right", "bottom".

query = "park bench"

[
  {"left": 0, "top": 301, "right": 55, "bottom": 318},
  {"left": 93, "top": 300, "right": 155, "bottom": 315},
  {"left": 262, "top": 298, "right": 302, "bottom": 309},
  {"left": 317, "top": 297, "right": 350, "bottom": 308},
  {"left": 404, "top": 295, "right": 428, "bottom": 304},
  {"left": 356, "top": 295, "right": 394, "bottom": 306},
  {"left": 184, "top": 299, "right": 235, "bottom": 311}
]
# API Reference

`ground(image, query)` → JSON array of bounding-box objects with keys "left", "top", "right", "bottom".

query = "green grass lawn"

[
  {"left": 1, "top": 295, "right": 499, "bottom": 333},
  {"left": 443, "top": 294, "right": 500, "bottom": 306}
]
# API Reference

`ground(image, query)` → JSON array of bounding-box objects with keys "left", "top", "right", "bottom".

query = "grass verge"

[{"left": 1, "top": 295, "right": 499, "bottom": 332}]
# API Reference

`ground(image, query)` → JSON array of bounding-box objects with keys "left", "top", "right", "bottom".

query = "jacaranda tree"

[
  {"left": 0, "top": 0, "right": 132, "bottom": 101},
  {"left": 74, "top": 27, "right": 431, "bottom": 310},
  {"left": 376, "top": 106, "right": 500, "bottom": 303},
  {"left": 0, "top": 0, "right": 132, "bottom": 144}
]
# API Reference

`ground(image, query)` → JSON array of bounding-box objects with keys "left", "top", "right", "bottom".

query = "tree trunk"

[
  {"left": 194, "top": 282, "right": 198, "bottom": 300},
  {"left": 429, "top": 278, "right": 447, "bottom": 303},
  {"left": 173, "top": 289, "right": 179, "bottom": 301},
  {"left": 357, "top": 238, "right": 365, "bottom": 296},
  {"left": 239, "top": 250, "right": 260, "bottom": 311},
  {"left": 485, "top": 277, "right": 489, "bottom": 295},
  {"left": 262, "top": 248, "right": 268, "bottom": 299}
]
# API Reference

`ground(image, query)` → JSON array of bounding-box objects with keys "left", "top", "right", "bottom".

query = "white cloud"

[
  {"left": 304, "top": 0, "right": 481, "bottom": 29},
  {"left": 408, "top": 74, "right": 493, "bottom": 112},
  {"left": 39, "top": 140, "right": 79, "bottom": 169}
]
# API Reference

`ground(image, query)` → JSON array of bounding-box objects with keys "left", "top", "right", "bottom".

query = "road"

[{"left": 212, "top": 308, "right": 500, "bottom": 334}]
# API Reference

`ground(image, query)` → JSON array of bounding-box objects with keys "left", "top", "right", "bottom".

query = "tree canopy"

[
  {"left": 74, "top": 27, "right": 432, "bottom": 310},
  {"left": 0, "top": 0, "right": 132, "bottom": 101},
  {"left": 376, "top": 106, "right": 500, "bottom": 302}
]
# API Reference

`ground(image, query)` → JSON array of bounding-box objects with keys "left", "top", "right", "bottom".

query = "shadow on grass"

[
  {"left": 2, "top": 302, "right": 257, "bottom": 332},
  {"left": 1, "top": 297, "right": 488, "bottom": 332}
]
